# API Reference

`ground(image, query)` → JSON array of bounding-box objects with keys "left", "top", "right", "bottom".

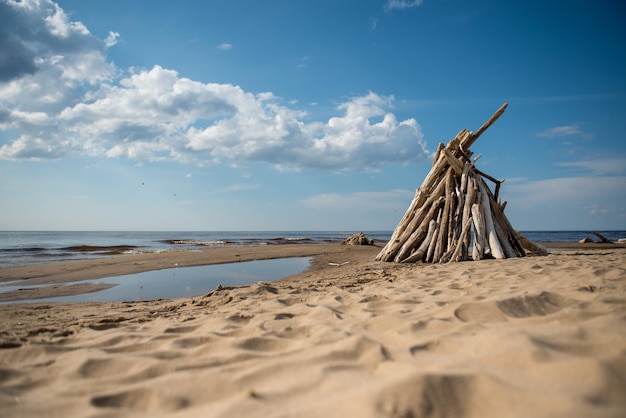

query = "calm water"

[{"left": 0, "top": 257, "right": 311, "bottom": 304}]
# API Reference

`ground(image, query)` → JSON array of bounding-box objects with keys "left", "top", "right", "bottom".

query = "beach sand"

[{"left": 1, "top": 244, "right": 625, "bottom": 417}]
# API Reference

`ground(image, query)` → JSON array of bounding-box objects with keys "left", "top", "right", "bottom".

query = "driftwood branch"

[{"left": 377, "top": 103, "right": 545, "bottom": 264}]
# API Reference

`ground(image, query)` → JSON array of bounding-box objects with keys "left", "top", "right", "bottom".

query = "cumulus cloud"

[
  {"left": 0, "top": 0, "right": 429, "bottom": 170},
  {"left": 105, "top": 31, "right": 120, "bottom": 47},
  {"left": 384, "top": 0, "right": 424, "bottom": 12}
]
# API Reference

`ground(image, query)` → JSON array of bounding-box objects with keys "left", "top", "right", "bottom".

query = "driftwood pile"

[
  {"left": 342, "top": 232, "right": 374, "bottom": 246},
  {"left": 377, "top": 103, "right": 546, "bottom": 263}
]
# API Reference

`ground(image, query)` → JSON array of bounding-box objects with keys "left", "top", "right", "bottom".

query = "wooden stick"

[
  {"left": 401, "top": 219, "right": 437, "bottom": 263},
  {"left": 471, "top": 202, "right": 486, "bottom": 260},
  {"left": 443, "top": 147, "right": 465, "bottom": 176},
  {"left": 477, "top": 178, "right": 505, "bottom": 259},
  {"left": 433, "top": 168, "right": 455, "bottom": 261},
  {"left": 376, "top": 188, "right": 425, "bottom": 261},
  {"left": 514, "top": 231, "right": 548, "bottom": 255},
  {"left": 489, "top": 197, "right": 517, "bottom": 258},
  {"left": 460, "top": 174, "right": 477, "bottom": 250},
  {"left": 426, "top": 210, "right": 442, "bottom": 263},
  {"left": 394, "top": 196, "right": 445, "bottom": 262},
  {"left": 463, "top": 103, "right": 508, "bottom": 149},
  {"left": 499, "top": 211, "right": 527, "bottom": 256},
  {"left": 460, "top": 161, "right": 471, "bottom": 194},
  {"left": 594, "top": 232, "right": 613, "bottom": 243},
  {"left": 448, "top": 216, "right": 473, "bottom": 263},
  {"left": 433, "top": 142, "right": 444, "bottom": 167},
  {"left": 376, "top": 178, "right": 447, "bottom": 261}
]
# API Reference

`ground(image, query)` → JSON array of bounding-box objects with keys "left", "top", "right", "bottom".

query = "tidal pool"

[{"left": 1, "top": 257, "right": 311, "bottom": 303}]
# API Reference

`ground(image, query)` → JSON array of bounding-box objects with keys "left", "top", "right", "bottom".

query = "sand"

[{"left": 1, "top": 244, "right": 625, "bottom": 417}]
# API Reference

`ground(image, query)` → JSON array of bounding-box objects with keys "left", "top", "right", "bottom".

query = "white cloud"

[
  {"left": 302, "top": 189, "right": 413, "bottom": 211},
  {"left": 584, "top": 204, "right": 611, "bottom": 216},
  {"left": 500, "top": 175, "right": 626, "bottom": 229},
  {"left": 217, "top": 43, "right": 233, "bottom": 50},
  {"left": 105, "top": 31, "right": 120, "bottom": 47},
  {"left": 384, "top": 0, "right": 424, "bottom": 12},
  {"left": 504, "top": 176, "right": 626, "bottom": 210},
  {"left": 559, "top": 158, "right": 626, "bottom": 175},
  {"left": 223, "top": 183, "right": 261, "bottom": 192},
  {"left": 0, "top": 0, "right": 429, "bottom": 170},
  {"left": 0, "top": 0, "right": 114, "bottom": 85},
  {"left": 368, "top": 18, "right": 378, "bottom": 31},
  {"left": 536, "top": 124, "right": 582, "bottom": 137}
]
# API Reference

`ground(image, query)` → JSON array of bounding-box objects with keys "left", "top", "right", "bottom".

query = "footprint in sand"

[
  {"left": 171, "top": 336, "right": 214, "bottom": 349},
  {"left": 454, "top": 303, "right": 508, "bottom": 323},
  {"left": 163, "top": 325, "right": 199, "bottom": 334},
  {"left": 274, "top": 312, "right": 295, "bottom": 320},
  {"left": 496, "top": 291, "right": 573, "bottom": 318},
  {"left": 78, "top": 357, "right": 140, "bottom": 379},
  {"left": 91, "top": 387, "right": 190, "bottom": 412},
  {"left": 237, "top": 336, "right": 291, "bottom": 352}
]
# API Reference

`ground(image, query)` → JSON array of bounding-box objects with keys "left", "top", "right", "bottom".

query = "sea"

[{"left": 1, "top": 230, "right": 625, "bottom": 269}]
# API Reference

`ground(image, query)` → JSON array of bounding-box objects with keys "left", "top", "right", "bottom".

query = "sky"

[{"left": 1, "top": 0, "right": 625, "bottom": 232}]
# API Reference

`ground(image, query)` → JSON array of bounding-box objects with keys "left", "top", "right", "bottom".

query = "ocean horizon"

[{"left": 1, "top": 230, "right": 625, "bottom": 269}]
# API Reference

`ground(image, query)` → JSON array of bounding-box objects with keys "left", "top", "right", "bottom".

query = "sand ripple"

[{"left": 1, "top": 248, "right": 625, "bottom": 417}]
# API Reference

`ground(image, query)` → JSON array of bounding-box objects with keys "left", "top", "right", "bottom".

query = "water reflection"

[{"left": 3, "top": 257, "right": 311, "bottom": 303}]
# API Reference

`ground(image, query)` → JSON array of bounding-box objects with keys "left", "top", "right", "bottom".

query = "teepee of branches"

[{"left": 376, "top": 103, "right": 546, "bottom": 264}]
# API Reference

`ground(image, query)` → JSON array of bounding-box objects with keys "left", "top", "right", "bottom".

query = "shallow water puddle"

[{"left": 1, "top": 257, "right": 311, "bottom": 303}]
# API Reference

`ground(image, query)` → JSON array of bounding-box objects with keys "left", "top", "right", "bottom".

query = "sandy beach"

[{"left": 1, "top": 243, "right": 625, "bottom": 417}]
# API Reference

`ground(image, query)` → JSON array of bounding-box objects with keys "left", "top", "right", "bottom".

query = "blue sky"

[{"left": 1, "top": 0, "right": 625, "bottom": 231}]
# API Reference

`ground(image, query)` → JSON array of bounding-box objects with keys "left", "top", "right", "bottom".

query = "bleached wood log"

[
  {"left": 594, "top": 232, "right": 613, "bottom": 243},
  {"left": 447, "top": 173, "right": 459, "bottom": 249},
  {"left": 433, "top": 169, "right": 455, "bottom": 261},
  {"left": 421, "top": 150, "right": 450, "bottom": 193},
  {"left": 485, "top": 190, "right": 517, "bottom": 258},
  {"left": 460, "top": 161, "right": 471, "bottom": 194},
  {"left": 376, "top": 188, "right": 422, "bottom": 261},
  {"left": 443, "top": 147, "right": 465, "bottom": 176},
  {"left": 394, "top": 196, "right": 445, "bottom": 262},
  {"left": 477, "top": 178, "right": 505, "bottom": 259},
  {"left": 375, "top": 188, "right": 426, "bottom": 261},
  {"left": 447, "top": 216, "right": 474, "bottom": 263},
  {"left": 478, "top": 178, "right": 523, "bottom": 258},
  {"left": 453, "top": 183, "right": 463, "bottom": 248},
  {"left": 377, "top": 139, "right": 457, "bottom": 261},
  {"left": 376, "top": 179, "right": 447, "bottom": 261},
  {"left": 446, "top": 130, "right": 469, "bottom": 153},
  {"left": 462, "top": 103, "right": 508, "bottom": 150},
  {"left": 401, "top": 219, "right": 438, "bottom": 263},
  {"left": 514, "top": 230, "right": 547, "bottom": 255},
  {"left": 460, "top": 175, "right": 477, "bottom": 250},
  {"left": 493, "top": 201, "right": 526, "bottom": 257},
  {"left": 433, "top": 142, "right": 444, "bottom": 167},
  {"left": 426, "top": 210, "right": 443, "bottom": 263},
  {"left": 397, "top": 179, "right": 446, "bottom": 240},
  {"left": 415, "top": 130, "right": 468, "bottom": 194},
  {"left": 471, "top": 203, "right": 486, "bottom": 260}
]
